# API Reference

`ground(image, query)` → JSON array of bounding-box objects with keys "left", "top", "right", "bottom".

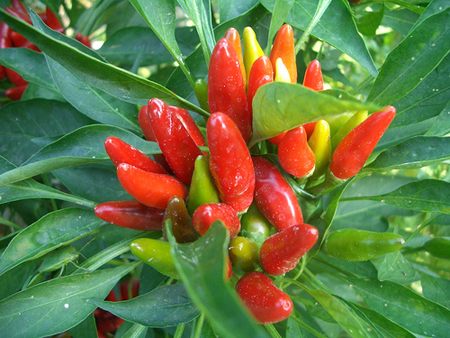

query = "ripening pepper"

[
  {"left": 270, "top": 24, "right": 297, "bottom": 84},
  {"left": 243, "top": 26, "right": 265, "bottom": 82},
  {"left": 229, "top": 236, "right": 259, "bottom": 272},
  {"left": 104, "top": 136, "right": 167, "bottom": 174},
  {"left": 253, "top": 156, "right": 303, "bottom": 232},
  {"left": 324, "top": 112, "right": 353, "bottom": 137},
  {"left": 274, "top": 58, "right": 291, "bottom": 83},
  {"left": 147, "top": 98, "right": 203, "bottom": 185},
  {"left": 308, "top": 120, "right": 332, "bottom": 179},
  {"left": 322, "top": 229, "right": 405, "bottom": 261},
  {"left": 331, "top": 111, "right": 368, "bottom": 150},
  {"left": 192, "top": 203, "right": 241, "bottom": 238},
  {"left": 207, "top": 112, "right": 255, "bottom": 213},
  {"left": 278, "top": 126, "right": 316, "bottom": 179},
  {"left": 240, "top": 203, "right": 273, "bottom": 248},
  {"left": 224, "top": 28, "right": 247, "bottom": 89},
  {"left": 94, "top": 200, "right": 164, "bottom": 231},
  {"left": 187, "top": 155, "right": 220, "bottom": 215},
  {"left": 208, "top": 38, "right": 251, "bottom": 142},
  {"left": 303, "top": 60, "right": 323, "bottom": 91},
  {"left": 130, "top": 238, "right": 179, "bottom": 279},
  {"left": 260, "top": 224, "right": 318, "bottom": 275},
  {"left": 329, "top": 106, "right": 396, "bottom": 180},
  {"left": 236, "top": 271, "right": 293, "bottom": 324},
  {"left": 163, "top": 196, "right": 199, "bottom": 243},
  {"left": 116, "top": 163, "right": 188, "bottom": 209}
]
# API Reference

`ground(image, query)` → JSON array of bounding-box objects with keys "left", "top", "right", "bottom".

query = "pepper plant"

[{"left": 0, "top": 0, "right": 449, "bottom": 337}]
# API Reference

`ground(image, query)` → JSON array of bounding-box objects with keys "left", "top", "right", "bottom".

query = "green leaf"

[
  {"left": 218, "top": 0, "right": 259, "bottom": 22},
  {"left": 300, "top": 285, "right": 372, "bottom": 338},
  {"left": 356, "top": 5, "right": 384, "bottom": 37},
  {"left": 0, "top": 8, "right": 205, "bottom": 115},
  {"left": 0, "top": 263, "right": 137, "bottom": 338},
  {"left": 350, "top": 278, "right": 450, "bottom": 337},
  {"left": 365, "top": 136, "right": 450, "bottom": 172},
  {"left": 250, "top": 82, "right": 380, "bottom": 146},
  {"left": 118, "top": 323, "right": 148, "bottom": 338},
  {"left": 45, "top": 57, "right": 141, "bottom": 133},
  {"left": 381, "top": 8, "right": 420, "bottom": 37},
  {"left": 0, "top": 156, "right": 95, "bottom": 208},
  {"left": 0, "top": 208, "right": 104, "bottom": 276},
  {"left": 425, "top": 100, "right": 450, "bottom": 136},
  {"left": 374, "top": 252, "right": 418, "bottom": 284},
  {"left": 421, "top": 273, "right": 450, "bottom": 310},
  {"left": 261, "top": 0, "right": 378, "bottom": 77},
  {"left": 0, "top": 125, "right": 159, "bottom": 188},
  {"left": 167, "top": 222, "right": 270, "bottom": 338},
  {"left": 344, "top": 180, "right": 450, "bottom": 215},
  {"left": 69, "top": 313, "right": 98, "bottom": 338},
  {"left": 0, "top": 260, "right": 40, "bottom": 301},
  {"left": 0, "top": 99, "right": 94, "bottom": 166},
  {"left": 367, "top": 7, "right": 450, "bottom": 105},
  {"left": 410, "top": 0, "right": 450, "bottom": 31},
  {"left": 266, "top": 0, "right": 295, "bottom": 55},
  {"left": 87, "top": 284, "right": 199, "bottom": 327}
]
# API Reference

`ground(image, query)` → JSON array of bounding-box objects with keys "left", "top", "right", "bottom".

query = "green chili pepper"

[
  {"left": 308, "top": 119, "right": 331, "bottom": 179},
  {"left": 229, "top": 236, "right": 259, "bottom": 272},
  {"left": 331, "top": 111, "right": 368, "bottom": 150},
  {"left": 194, "top": 78, "right": 209, "bottom": 112},
  {"left": 322, "top": 229, "right": 405, "bottom": 261},
  {"left": 425, "top": 238, "right": 450, "bottom": 260},
  {"left": 130, "top": 238, "right": 179, "bottom": 279},
  {"left": 324, "top": 112, "right": 353, "bottom": 137},
  {"left": 240, "top": 203, "right": 274, "bottom": 248}
]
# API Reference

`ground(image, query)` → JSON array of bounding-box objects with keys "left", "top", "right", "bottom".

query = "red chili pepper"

[
  {"left": 5, "top": 67, "right": 28, "bottom": 87},
  {"left": 169, "top": 105, "right": 206, "bottom": 149},
  {"left": 236, "top": 271, "right": 293, "bottom": 324},
  {"left": 192, "top": 203, "right": 241, "bottom": 238},
  {"left": 303, "top": 121, "right": 317, "bottom": 138},
  {"left": 74, "top": 32, "right": 91, "bottom": 48},
  {"left": 116, "top": 163, "right": 188, "bottom": 209},
  {"left": 253, "top": 156, "right": 303, "bottom": 232},
  {"left": 268, "top": 131, "right": 287, "bottom": 146},
  {"left": 247, "top": 55, "right": 273, "bottom": 114},
  {"left": 278, "top": 126, "right": 316, "bottom": 178},
  {"left": 329, "top": 106, "right": 396, "bottom": 179},
  {"left": 5, "top": 85, "right": 26, "bottom": 101},
  {"left": 5, "top": 6, "right": 31, "bottom": 23},
  {"left": 208, "top": 38, "right": 251, "bottom": 142},
  {"left": 138, "top": 105, "right": 172, "bottom": 173},
  {"left": 94, "top": 200, "right": 164, "bottom": 231},
  {"left": 207, "top": 112, "right": 255, "bottom": 213},
  {"left": 11, "top": 0, "right": 28, "bottom": 17},
  {"left": 119, "top": 279, "right": 140, "bottom": 301},
  {"left": 270, "top": 24, "right": 297, "bottom": 84},
  {"left": 224, "top": 28, "right": 247, "bottom": 89},
  {"left": 260, "top": 224, "right": 318, "bottom": 275},
  {"left": 45, "top": 6, "right": 65, "bottom": 33},
  {"left": 147, "top": 98, "right": 203, "bottom": 186},
  {"left": 303, "top": 60, "right": 323, "bottom": 91},
  {"left": 104, "top": 136, "right": 167, "bottom": 174}
]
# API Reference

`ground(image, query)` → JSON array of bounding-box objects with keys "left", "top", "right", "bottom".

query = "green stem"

[
  {"left": 173, "top": 323, "right": 185, "bottom": 338},
  {"left": 0, "top": 216, "right": 23, "bottom": 231},
  {"left": 294, "top": 0, "right": 332, "bottom": 54},
  {"left": 193, "top": 313, "right": 205, "bottom": 338},
  {"left": 265, "top": 323, "right": 282, "bottom": 338},
  {"left": 41, "top": 173, "right": 58, "bottom": 211},
  {"left": 289, "top": 315, "right": 328, "bottom": 338}
]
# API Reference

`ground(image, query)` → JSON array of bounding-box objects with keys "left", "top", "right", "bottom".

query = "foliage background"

[{"left": 0, "top": 0, "right": 449, "bottom": 337}]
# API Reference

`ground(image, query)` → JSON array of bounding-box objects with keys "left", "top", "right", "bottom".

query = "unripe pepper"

[
  {"left": 240, "top": 203, "right": 273, "bottom": 248},
  {"left": 329, "top": 106, "right": 396, "bottom": 179},
  {"left": 207, "top": 112, "right": 255, "bottom": 213},
  {"left": 130, "top": 238, "right": 179, "bottom": 279},
  {"left": 308, "top": 119, "right": 331, "bottom": 179},
  {"left": 278, "top": 126, "right": 316, "bottom": 179},
  {"left": 270, "top": 24, "right": 297, "bottom": 84},
  {"left": 192, "top": 203, "right": 241, "bottom": 238},
  {"left": 208, "top": 38, "right": 251, "bottom": 142},
  {"left": 193, "top": 78, "right": 209, "bottom": 112},
  {"left": 253, "top": 156, "right": 303, "bottom": 232},
  {"left": 94, "top": 200, "right": 164, "bottom": 231},
  {"left": 236, "top": 271, "right": 293, "bottom": 324},
  {"left": 224, "top": 28, "right": 247, "bottom": 89},
  {"left": 187, "top": 155, "right": 220, "bottom": 215},
  {"left": 424, "top": 238, "right": 450, "bottom": 260},
  {"left": 303, "top": 60, "right": 323, "bottom": 91},
  {"left": 324, "top": 112, "right": 353, "bottom": 137},
  {"left": 229, "top": 236, "right": 259, "bottom": 272},
  {"left": 116, "top": 163, "right": 188, "bottom": 209},
  {"left": 260, "top": 224, "right": 318, "bottom": 275},
  {"left": 331, "top": 111, "right": 368, "bottom": 150},
  {"left": 243, "top": 27, "right": 265, "bottom": 82},
  {"left": 104, "top": 136, "right": 167, "bottom": 174},
  {"left": 322, "top": 229, "right": 405, "bottom": 261},
  {"left": 147, "top": 98, "right": 203, "bottom": 185},
  {"left": 274, "top": 58, "right": 291, "bottom": 83},
  {"left": 163, "top": 196, "right": 199, "bottom": 243}
]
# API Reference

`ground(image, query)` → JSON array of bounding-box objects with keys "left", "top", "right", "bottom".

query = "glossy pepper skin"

[
  {"left": 303, "top": 60, "right": 324, "bottom": 91},
  {"left": 270, "top": 24, "right": 297, "bottom": 84},
  {"left": 104, "top": 137, "right": 167, "bottom": 174},
  {"left": 322, "top": 229, "right": 405, "bottom": 261},
  {"left": 224, "top": 28, "right": 247, "bottom": 89},
  {"left": 147, "top": 98, "right": 203, "bottom": 185},
  {"left": 331, "top": 111, "right": 368, "bottom": 150},
  {"left": 163, "top": 196, "right": 199, "bottom": 243},
  {"left": 260, "top": 224, "right": 318, "bottom": 275},
  {"left": 329, "top": 106, "right": 396, "bottom": 179},
  {"left": 308, "top": 120, "right": 332, "bottom": 179},
  {"left": 278, "top": 126, "right": 316, "bottom": 178},
  {"left": 207, "top": 112, "right": 255, "bottom": 213},
  {"left": 187, "top": 155, "right": 220, "bottom": 215},
  {"left": 116, "top": 163, "right": 188, "bottom": 209},
  {"left": 94, "top": 200, "right": 164, "bottom": 231},
  {"left": 243, "top": 27, "right": 265, "bottom": 82},
  {"left": 208, "top": 38, "right": 251, "bottom": 142},
  {"left": 193, "top": 78, "right": 209, "bottom": 112},
  {"left": 247, "top": 55, "right": 273, "bottom": 115},
  {"left": 253, "top": 157, "right": 303, "bottom": 232},
  {"left": 130, "top": 238, "right": 179, "bottom": 279},
  {"left": 229, "top": 236, "right": 259, "bottom": 272},
  {"left": 236, "top": 271, "right": 293, "bottom": 324},
  {"left": 240, "top": 203, "right": 273, "bottom": 248},
  {"left": 192, "top": 203, "right": 241, "bottom": 238}
]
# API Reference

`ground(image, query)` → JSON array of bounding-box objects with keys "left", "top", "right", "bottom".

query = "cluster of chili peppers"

[
  {"left": 0, "top": 0, "right": 90, "bottom": 101},
  {"left": 95, "top": 24, "right": 398, "bottom": 327}
]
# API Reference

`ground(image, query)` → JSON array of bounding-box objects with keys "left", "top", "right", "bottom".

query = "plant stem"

[
  {"left": 173, "top": 323, "right": 185, "bottom": 338},
  {"left": 265, "top": 323, "right": 282, "bottom": 338},
  {"left": 193, "top": 313, "right": 205, "bottom": 338}
]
